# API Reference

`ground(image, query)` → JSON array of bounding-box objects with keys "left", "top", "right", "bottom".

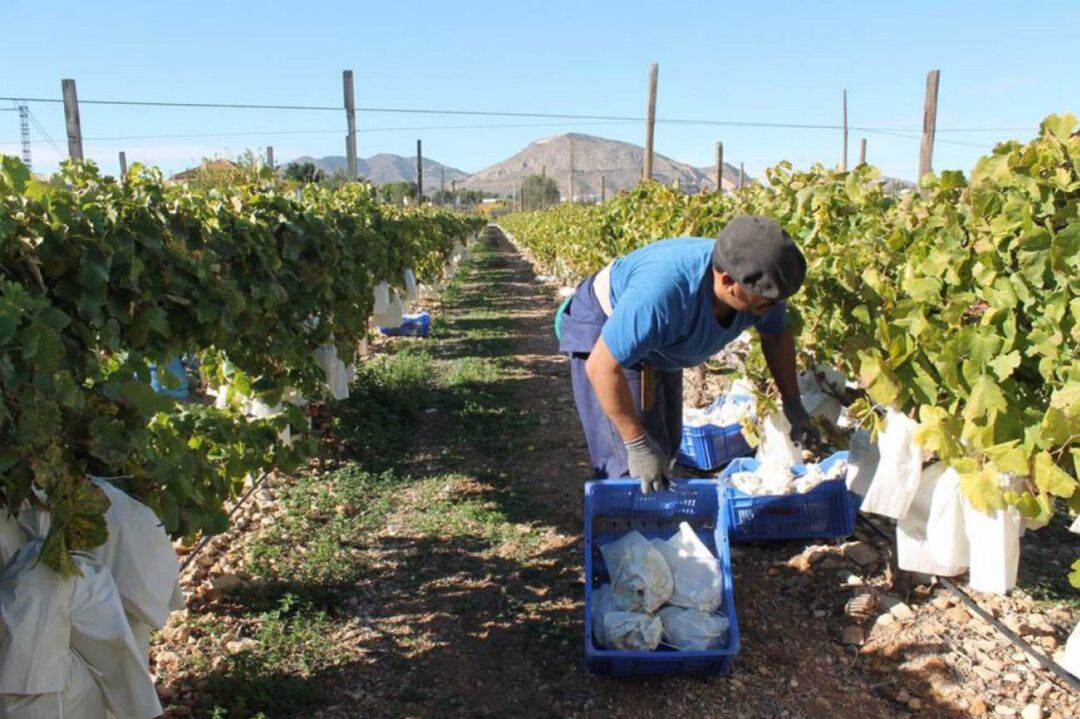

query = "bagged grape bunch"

[
  {"left": 598, "top": 530, "right": 673, "bottom": 612},
  {"left": 659, "top": 606, "right": 730, "bottom": 651},
  {"left": 649, "top": 522, "right": 722, "bottom": 611},
  {"left": 590, "top": 584, "right": 663, "bottom": 651}
]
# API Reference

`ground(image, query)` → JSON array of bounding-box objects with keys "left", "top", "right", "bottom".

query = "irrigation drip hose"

[
  {"left": 178, "top": 470, "right": 271, "bottom": 573},
  {"left": 855, "top": 514, "right": 1080, "bottom": 694}
]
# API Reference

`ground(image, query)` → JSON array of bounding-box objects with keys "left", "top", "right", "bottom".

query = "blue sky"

[{"left": 1, "top": 1, "right": 1075, "bottom": 181}]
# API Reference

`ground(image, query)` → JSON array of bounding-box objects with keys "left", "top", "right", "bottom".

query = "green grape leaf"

[
  {"left": 1070, "top": 558, "right": 1080, "bottom": 590},
  {"left": 988, "top": 351, "right": 1022, "bottom": 382},
  {"left": 1034, "top": 451, "right": 1077, "bottom": 499},
  {"left": 957, "top": 465, "right": 1005, "bottom": 513}
]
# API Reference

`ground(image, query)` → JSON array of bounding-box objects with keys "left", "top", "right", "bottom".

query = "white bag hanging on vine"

[
  {"left": 88, "top": 480, "right": 183, "bottom": 630},
  {"left": 658, "top": 606, "right": 730, "bottom": 651},
  {"left": 0, "top": 509, "right": 24, "bottom": 566},
  {"left": 963, "top": 497, "right": 1021, "bottom": 595},
  {"left": 598, "top": 530, "right": 673, "bottom": 613},
  {"left": 0, "top": 542, "right": 72, "bottom": 697},
  {"left": 313, "top": 344, "right": 350, "bottom": 401},
  {"left": 0, "top": 650, "right": 108, "bottom": 719},
  {"left": 859, "top": 409, "right": 922, "bottom": 519},
  {"left": 649, "top": 523, "right": 722, "bottom": 612},
  {"left": 372, "top": 281, "right": 391, "bottom": 317},
  {"left": 896, "top": 463, "right": 966, "bottom": 577},
  {"left": 755, "top": 411, "right": 802, "bottom": 467},
  {"left": 797, "top": 365, "right": 846, "bottom": 425},
  {"left": 1061, "top": 620, "right": 1080, "bottom": 679},
  {"left": 845, "top": 429, "right": 879, "bottom": 498},
  {"left": 1069, "top": 514, "right": 1080, "bottom": 535},
  {"left": 926, "top": 467, "right": 970, "bottom": 570},
  {"left": 403, "top": 268, "right": 419, "bottom": 303}
]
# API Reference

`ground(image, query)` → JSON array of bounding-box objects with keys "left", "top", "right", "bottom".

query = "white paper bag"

[
  {"left": 313, "top": 344, "right": 350, "bottom": 401},
  {"left": 590, "top": 584, "right": 661, "bottom": 651},
  {"left": 658, "top": 606, "right": 730, "bottom": 651},
  {"left": 926, "top": 468, "right": 970, "bottom": 570},
  {"left": 598, "top": 531, "right": 673, "bottom": 613},
  {"left": 845, "top": 429, "right": 880, "bottom": 498},
  {"left": 0, "top": 510, "right": 24, "bottom": 567},
  {"left": 649, "top": 523, "right": 722, "bottom": 612},
  {"left": 963, "top": 498, "right": 1021, "bottom": 595},
  {"left": 0, "top": 651, "right": 108, "bottom": 719},
  {"left": 1062, "top": 620, "right": 1080, "bottom": 679},
  {"left": 755, "top": 411, "right": 802, "bottom": 467},
  {"left": 797, "top": 365, "right": 846, "bottom": 425},
  {"left": 0, "top": 541, "right": 72, "bottom": 695},
  {"left": 896, "top": 463, "right": 966, "bottom": 576},
  {"left": 403, "top": 268, "right": 419, "bottom": 302},
  {"left": 859, "top": 409, "right": 922, "bottom": 519},
  {"left": 89, "top": 480, "right": 182, "bottom": 630}
]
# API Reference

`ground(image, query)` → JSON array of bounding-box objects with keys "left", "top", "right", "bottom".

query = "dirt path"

[{"left": 155, "top": 226, "right": 1077, "bottom": 719}]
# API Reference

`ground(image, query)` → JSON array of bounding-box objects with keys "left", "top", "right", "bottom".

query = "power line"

[
  {"left": 0, "top": 95, "right": 1037, "bottom": 134},
  {"left": 25, "top": 106, "right": 64, "bottom": 158}
]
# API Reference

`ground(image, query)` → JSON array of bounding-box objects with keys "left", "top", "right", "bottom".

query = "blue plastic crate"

[
  {"left": 719, "top": 451, "right": 854, "bottom": 542},
  {"left": 379, "top": 311, "right": 431, "bottom": 337},
  {"left": 584, "top": 480, "right": 740, "bottom": 676},
  {"left": 676, "top": 419, "right": 753, "bottom": 471},
  {"left": 149, "top": 356, "right": 190, "bottom": 399}
]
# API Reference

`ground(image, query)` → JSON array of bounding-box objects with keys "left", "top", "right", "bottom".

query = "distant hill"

[
  {"left": 458, "top": 133, "right": 738, "bottom": 199},
  {"left": 286, "top": 153, "right": 468, "bottom": 187}
]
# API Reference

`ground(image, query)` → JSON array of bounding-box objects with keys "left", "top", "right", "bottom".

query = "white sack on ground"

[
  {"left": 88, "top": 480, "right": 181, "bottom": 630},
  {"left": 0, "top": 650, "right": 108, "bottom": 719},
  {"left": 925, "top": 468, "right": 970, "bottom": 571},
  {"left": 649, "top": 523, "right": 721, "bottom": 612},
  {"left": 658, "top": 606, "right": 730, "bottom": 651},
  {"left": 963, "top": 498, "right": 1022, "bottom": 595},
  {"left": 845, "top": 429, "right": 880, "bottom": 498},
  {"left": 598, "top": 531, "right": 673, "bottom": 613},
  {"left": 896, "top": 463, "right": 966, "bottom": 577},
  {"left": 755, "top": 412, "right": 802, "bottom": 467},
  {"left": 68, "top": 554, "right": 161, "bottom": 719},
  {"left": 0, "top": 541, "right": 72, "bottom": 695},
  {"left": 859, "top": 409, "right": 922, "bottom": 519},
  {"left": 591, "top": 585, "right": 662, "bottom": 651}
]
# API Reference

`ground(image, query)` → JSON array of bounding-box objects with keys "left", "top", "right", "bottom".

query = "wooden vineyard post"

[
  {"left": 440, "top": 165, "right": 445, "bottom": 204},
  {"left": 416, "top": 139, "right": 423, "bottom": 205},
  {"left": 841, "top": 89, "right": 848, "bottom": 171},
  {"left": 266, "top": 146, "right": 274, "bottom": 171},
  {"left": 61, "top": 78, "right": 83, "bottom": 160},
  {"left": 601, "top": 175, "right": 606, "bottom": 203},
  {"left": 343, "top": 70, "right": 357, "bottom": 179},
  {"left": 715, "top": 141, "right": 724, "bottom": 192},
  {"left": 919, "top": 69, "right": 941, "bottom": 196},
  {"left": 541, "top": 164, "right": 546, "bottom": 208},
  {"left": 643, "top": 62, "right": 658, "bottom": 181},
  {"left": 452, "top": 179, "right": 458, "bottom": 210},
  {"left": 118, "top": 151, "right": 128, "bottom": 180},
  {"left": 739, "top": 162, "right": 745, "bottom": 190},
  {"left": 859, "top": 138, "right": 867, "bottom": 166}
]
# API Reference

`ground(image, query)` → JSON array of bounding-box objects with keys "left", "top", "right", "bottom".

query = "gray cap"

[{"left": 712, "top": 215, "right": 806, "bottom": 300}]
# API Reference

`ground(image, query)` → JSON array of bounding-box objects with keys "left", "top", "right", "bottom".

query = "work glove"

[
  {"left": 782, "top": 399, "right": 825, "bottom": 455},
  {"left": 625, "top": 434, "right": 670, "bottom": 494}
]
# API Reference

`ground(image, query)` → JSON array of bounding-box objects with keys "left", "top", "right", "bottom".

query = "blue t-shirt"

[{"left": 600, "top": 237, "right": 788, "bottom": 371}]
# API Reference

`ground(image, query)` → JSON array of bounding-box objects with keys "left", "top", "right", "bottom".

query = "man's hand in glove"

[
  {"left": 782, "top": 399, "right": 825, "bottom": 454},
  {"left": 625, "top": 434, "right": 670, "bottom": 493}
]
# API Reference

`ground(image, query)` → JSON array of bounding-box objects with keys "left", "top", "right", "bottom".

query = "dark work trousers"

[{"left": 558, "top": 273, "right": 683, "bottom": 479}]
